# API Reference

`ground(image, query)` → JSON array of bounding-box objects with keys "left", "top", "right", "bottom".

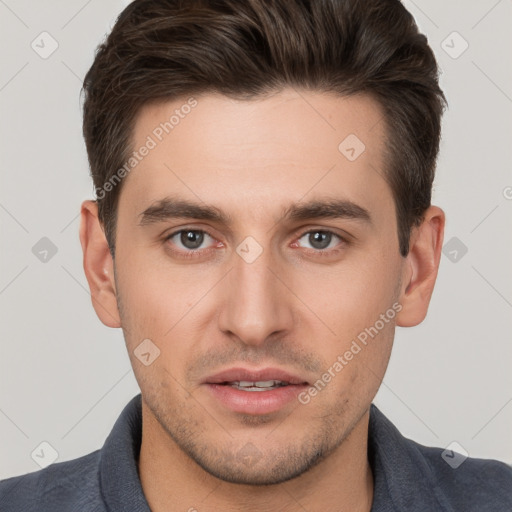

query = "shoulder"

[
  {"left": 369, "top": 404, "right": 512, "bottom": 511},
  {"left": 408, "top": 438, "right": 512, "bottom": 510},
  {"left": 0, "top": 450, "right": 105, "bottom": 512}
]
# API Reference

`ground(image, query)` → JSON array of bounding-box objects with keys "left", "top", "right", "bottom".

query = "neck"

[{"left": 139, "top": 404, "right": 374, "bottom": 512}]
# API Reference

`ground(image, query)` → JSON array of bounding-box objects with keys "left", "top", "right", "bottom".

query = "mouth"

[
  {"left": 202, "top": 367, "right": 310, "bottom": 415},
  {"left": 204, "top": 367, "right": 309, "bottom": 388},
  {"left": 225, "top": 380, "right": 291, "bottom": 391}
]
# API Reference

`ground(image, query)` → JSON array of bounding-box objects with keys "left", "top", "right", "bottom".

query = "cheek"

[
  {"left": 114, "top": 260, "right": 221, "bottom": 389},
  {"left": 115, "top": 245, "right": 211, "bottom": 333},
  {"left": 291, "top": 252, "right": 400, "bottom": 342},
  {"left": 116, "top": 266, "right": 198, "bottom": 390}
]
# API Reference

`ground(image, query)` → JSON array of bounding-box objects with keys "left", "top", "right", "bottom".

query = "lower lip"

[{"left": 204, "top": 383, "right": 307, "bottom": 415}]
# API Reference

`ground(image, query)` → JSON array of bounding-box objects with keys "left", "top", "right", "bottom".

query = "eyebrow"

[
  {"left": 139, "top": 198, "right": 231, "bottom": 226},
  {"left": 282, "top": 199, "right": 371, "bottom": 224},
  {"left": 138, "top": 197, "right": 372, "bottom": 227}
]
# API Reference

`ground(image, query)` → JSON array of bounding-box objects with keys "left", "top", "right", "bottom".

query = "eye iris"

[
  {"left": 181, "top": 230, "right": 204, "bottom": 249},
  {"left": 309, "top": 231, "right": 331, "bottom": 249}
]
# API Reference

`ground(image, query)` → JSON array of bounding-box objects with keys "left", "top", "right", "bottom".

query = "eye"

[
  {"left": 166, "top": 229, "right": 216, "bottom": 251},
  {"left": 295, "top": 230, "right": 344, "bottom": 251}
]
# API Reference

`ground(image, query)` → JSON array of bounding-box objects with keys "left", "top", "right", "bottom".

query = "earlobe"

[
  {"left": 396, "top": 206, "right": 445, "bottom": 327},
  {"left": 79, "top": 200, "right": 121, "bottom": 328}
]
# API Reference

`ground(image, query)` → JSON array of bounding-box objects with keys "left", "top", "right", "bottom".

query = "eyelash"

[
  {"left": 295, "top": 229, "right": 348, "bottom": 257},
  {"left": 163, "top": 229, "right": 218, "bottom": 260},
  {"left": 163, "top": 228, "right": 348, "bottom": 259}
]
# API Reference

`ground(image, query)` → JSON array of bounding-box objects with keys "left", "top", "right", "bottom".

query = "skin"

[{"left": 79, "top": 89, "right": 444, "bottom": 512}]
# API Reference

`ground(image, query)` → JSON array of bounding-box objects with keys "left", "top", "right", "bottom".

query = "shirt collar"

[
  {"left": 99, "top": 394, "right": 151, "bottom": 511},
  {"left": 368, "top": 404, "right": 453, "bottom": 511},
  {"left": 98, "top": 394, "right": 451, "bottom": 512}
]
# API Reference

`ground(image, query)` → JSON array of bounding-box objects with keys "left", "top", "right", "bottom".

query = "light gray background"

[{"left": 1, "top": 0, "right": 511, "bottom": 478}]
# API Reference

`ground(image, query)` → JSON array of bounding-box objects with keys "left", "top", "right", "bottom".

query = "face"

[{"left": 111, "top": 89, "right": 406, "bottom": 485}]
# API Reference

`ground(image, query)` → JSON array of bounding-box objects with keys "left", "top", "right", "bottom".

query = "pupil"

[
  {"left": 181, "top": 231, "right": 203, "bottom": 249},
  {"left": 310, "top": 231, "right": 331, "bottom": 249}
]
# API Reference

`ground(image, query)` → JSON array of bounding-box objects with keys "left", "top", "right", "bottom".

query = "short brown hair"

[{"left": 82, "top": 0, "right": 446, "bottom": 257}]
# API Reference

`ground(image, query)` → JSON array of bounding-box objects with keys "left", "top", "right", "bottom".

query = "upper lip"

[{"left": 203, "top": 367, "right": 309, "bottom": 385}]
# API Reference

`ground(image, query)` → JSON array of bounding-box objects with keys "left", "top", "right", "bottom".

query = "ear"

[
  {"left": 79, "top": 200, "right": 121, "bottom": 328},
  {"left": 396, "top": 205, "right": 445, "bottom": 327}
]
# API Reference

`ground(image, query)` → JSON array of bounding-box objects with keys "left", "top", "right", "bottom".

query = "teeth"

[
  {"left": 255, "top": 380, "right": 281, "bottom": 388},
  {"left": 230, "top": 380, "right": 289, "bottom": 391},
  {"left": 238, "top": 381, "right": 257, "bottom": 387}
]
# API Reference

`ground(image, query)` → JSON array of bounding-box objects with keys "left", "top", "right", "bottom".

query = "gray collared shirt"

[{"left": 1, "top": 394, "right": 511, "bottom": 511}]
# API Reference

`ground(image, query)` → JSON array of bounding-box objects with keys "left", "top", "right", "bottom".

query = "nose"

[{"left": 217, "top": 246, "right": 295, "bottom": 347}]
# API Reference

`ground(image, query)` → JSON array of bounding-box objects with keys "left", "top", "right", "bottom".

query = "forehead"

[{"left": 120, "top": 89, "right": 393, "bottom": 225}]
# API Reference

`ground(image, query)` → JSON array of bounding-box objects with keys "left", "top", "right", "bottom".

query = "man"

[{"left": 1, "top": 0, "right": 511, "bottom": 510}]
